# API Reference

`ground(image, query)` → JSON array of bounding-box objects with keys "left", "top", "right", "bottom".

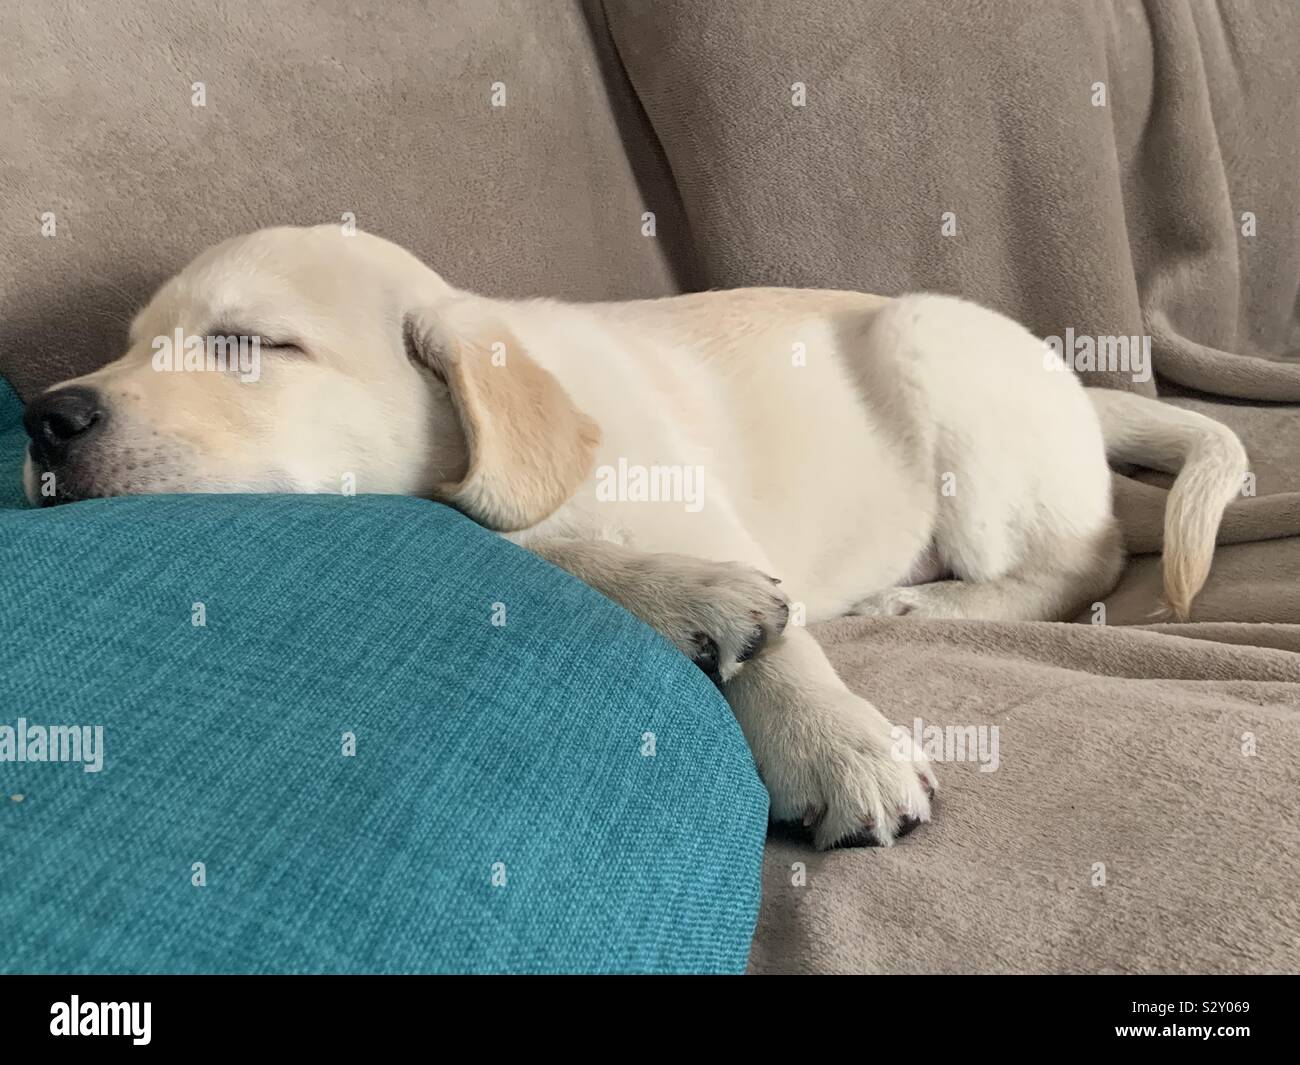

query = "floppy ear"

[{"left": 403, "top": 309, "right": 601, "bottom": 531}]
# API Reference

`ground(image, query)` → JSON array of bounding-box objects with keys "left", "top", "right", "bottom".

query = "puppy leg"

[
  {"left": 724, "top": 625, "right": 936, "bottom": 849},
  {"left": 529, "top": 539, "right": 935, "bottom": 847},
  {"left": 525, "top": 538, "right": 790, "bottom": 683},
  {"left": 853, "top": 573, "right": 1087, "bottom": 621},
  {"left": 851, "top": 525, "right": 1124, "bottom": 622}
]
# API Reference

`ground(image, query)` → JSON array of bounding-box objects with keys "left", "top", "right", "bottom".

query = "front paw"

[
  {"left": 658, "top": 560, "right": 790, "bottom": 685},
  {"left": 765, "top": 695, "right": 937, "bottom": 849}
]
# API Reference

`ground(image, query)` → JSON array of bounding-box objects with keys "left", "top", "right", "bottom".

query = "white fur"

[{"left": 25, "top": 226, "right": 1247, "bottom": 847}]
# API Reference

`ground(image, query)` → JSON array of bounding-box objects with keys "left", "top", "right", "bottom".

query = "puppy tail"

[{"left": 1087, "top": 389, "right": 1247, "bottom": 620}]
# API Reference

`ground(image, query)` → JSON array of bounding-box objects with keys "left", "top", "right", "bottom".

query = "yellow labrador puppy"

[{"left": 22, "top": 226, "right": 1247, "bottom": 848}]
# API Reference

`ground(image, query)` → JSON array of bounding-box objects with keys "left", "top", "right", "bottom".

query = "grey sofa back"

[{"left": 4, "top": 0, "right": 1299, "bottom": 402}]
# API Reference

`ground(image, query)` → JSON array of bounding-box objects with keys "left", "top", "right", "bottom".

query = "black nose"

[{"left": 23, "top": 386, "right": 107, "bottom": 459}]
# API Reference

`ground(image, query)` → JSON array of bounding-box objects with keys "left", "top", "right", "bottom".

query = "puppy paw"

[
  {"left": 848, "top": 586, "right": 923, "bottom": 617},
  {"left": 646, "top": 558, "right": 790, "bottom": 684},
  {"left": 766, "top": 695, "right": 937, "bottom": 849}
]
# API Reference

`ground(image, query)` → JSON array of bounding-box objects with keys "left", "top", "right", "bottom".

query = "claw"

[
  {"left": 736, "top": 625, "right": 765, "bottom": 663},
  {"left": 690, "top": 632, "right": 723, "bottom": 688},
  {"left": 773, "top": 601, "right": 790, "bottom": 634},
  {"left": 895, "top": 814, "right": 923, "bottom": 839}
]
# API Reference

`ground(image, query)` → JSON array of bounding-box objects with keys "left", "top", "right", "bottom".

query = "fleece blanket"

[
  {"left": 2, "top": 0, "right": 1298, "bottom": 973},
  {"left": 751, "top": 613, "right": 1300, "bottom": 974}
]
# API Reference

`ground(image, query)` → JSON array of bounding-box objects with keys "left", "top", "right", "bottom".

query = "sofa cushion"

[
  {"left": 0, "top": 378, "right": 768, "bottom": 973},
  {"left": 0, "top": 0, "right": 683, "bottom": 397}
]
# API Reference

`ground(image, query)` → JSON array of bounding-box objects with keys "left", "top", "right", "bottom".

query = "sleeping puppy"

[{"left": 21, "top": 225, "right": 1248, "bottom": 848}]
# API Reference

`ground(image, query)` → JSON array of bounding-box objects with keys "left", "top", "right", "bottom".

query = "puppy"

[{"left": 21, "top": 226, "right": 1248, "bottom": 847}]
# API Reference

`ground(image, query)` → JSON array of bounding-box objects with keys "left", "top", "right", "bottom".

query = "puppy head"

[{"left": 23, "top": 225, "right": 598, "bottom": 529}]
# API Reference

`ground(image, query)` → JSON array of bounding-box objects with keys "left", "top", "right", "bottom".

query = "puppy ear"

[{"left": 404, "top": 309, "right": 601, "bottom": 531}]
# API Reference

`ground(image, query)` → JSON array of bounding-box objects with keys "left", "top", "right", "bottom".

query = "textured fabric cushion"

[{"left": 0, "top": 379, "right": 768, "bottom": 973}]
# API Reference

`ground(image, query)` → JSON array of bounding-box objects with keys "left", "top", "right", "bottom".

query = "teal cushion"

[{"left": 0, "top": 378, "right": 768, "bottom": 973}]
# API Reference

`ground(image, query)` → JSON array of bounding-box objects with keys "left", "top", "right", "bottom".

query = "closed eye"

[{"left": 205, "top": 325, "right": 305, "bottom": 354}]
